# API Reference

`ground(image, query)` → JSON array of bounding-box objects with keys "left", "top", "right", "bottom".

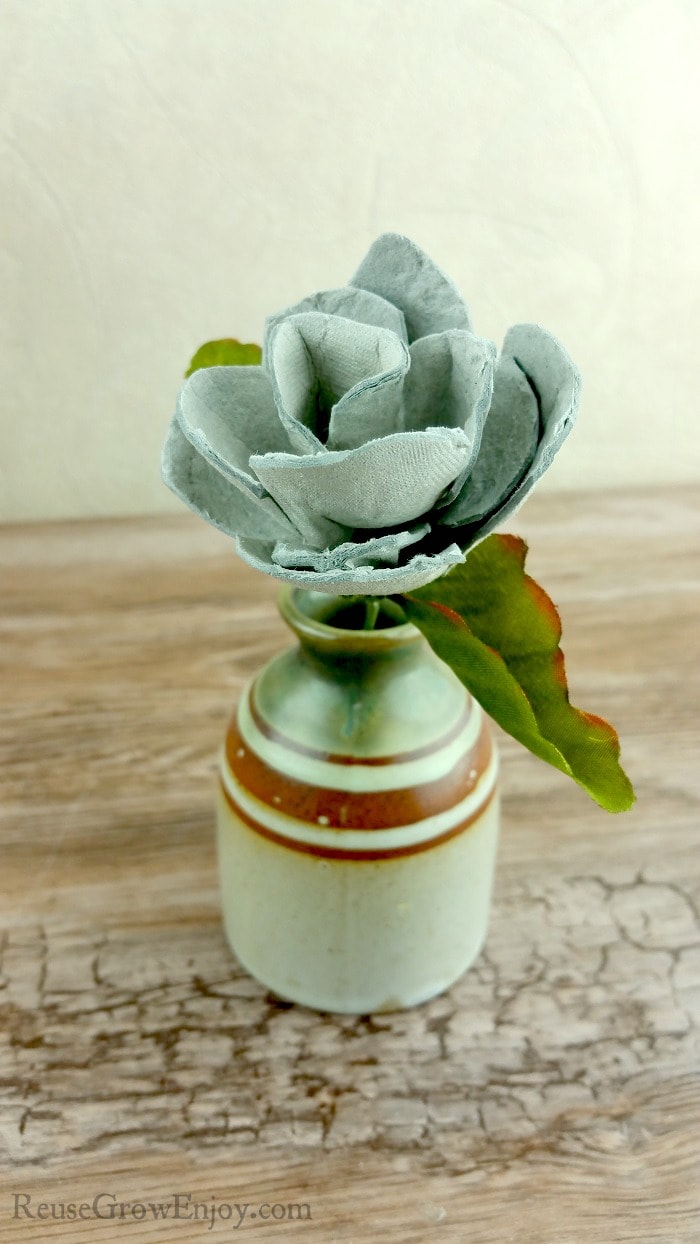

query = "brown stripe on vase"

[
  {"left": 224, "top": 713, "right": 493, "bottom": 830},
  {"left": 219, "top": 778, "right": 499, "bottom": 861}
]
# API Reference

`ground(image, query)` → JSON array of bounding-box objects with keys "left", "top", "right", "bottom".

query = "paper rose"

[{"left": 162, "top": 233, "right": 580, "bottom": 595}]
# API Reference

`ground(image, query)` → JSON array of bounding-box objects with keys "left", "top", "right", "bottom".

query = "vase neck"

[
  {"left": 253, "top": 587, "right": 471, "bottom": 761},
  {"left": 277, "top": 587, "right": 423, "bottom": 663}
]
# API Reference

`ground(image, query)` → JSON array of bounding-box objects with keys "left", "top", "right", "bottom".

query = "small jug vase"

[{"left": 217, "top": 587, "right": 500, "bottom": 1013}]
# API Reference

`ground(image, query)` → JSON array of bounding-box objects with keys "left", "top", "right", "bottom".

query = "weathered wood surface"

[{"left": 0, "top": 486, "right": 699, "bottom": 1242}]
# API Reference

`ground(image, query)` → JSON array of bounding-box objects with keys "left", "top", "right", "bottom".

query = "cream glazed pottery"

[{"left": 217, "top": 588, "right": 500, "bottom": 1013}]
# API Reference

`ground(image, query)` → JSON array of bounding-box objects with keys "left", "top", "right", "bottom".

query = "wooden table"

[{"left": 1, "top": 487, "right": 698, "bottom": 1242}]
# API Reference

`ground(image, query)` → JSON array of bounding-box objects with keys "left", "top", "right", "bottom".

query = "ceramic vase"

[{"left": 217, "top": 587, "right": 499, "bottom": 1013}]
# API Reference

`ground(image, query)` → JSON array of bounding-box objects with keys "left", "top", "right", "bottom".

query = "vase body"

[{"left": 217, "top": 588, "right": 499, "bottom": 1013}]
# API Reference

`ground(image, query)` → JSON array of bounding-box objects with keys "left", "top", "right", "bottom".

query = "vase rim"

[{"left": 278, "top": 585, "right": 421, "bottom": 650}]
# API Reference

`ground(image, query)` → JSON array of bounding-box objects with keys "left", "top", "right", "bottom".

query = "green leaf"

[
  {"left": 185, "top": 338, "right": 262, "bottom": 377},
  {"left": 399, "top": 534, "right": 635, "bottom": 812}
]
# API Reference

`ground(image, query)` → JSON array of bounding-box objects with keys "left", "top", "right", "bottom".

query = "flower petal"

[
  {"left": 271, "top": 523, "right": 431, "bottom": 572},
  {"left": 176, "top": 365, "right": 291, "bottom": 499},
  {"left": 403, "top": 330, "right": 495, "bottom": 439},
  {"left": 237, "top": 535, "right": 465, "bottom": 596},
  {"left": 350, "top": 232, "right": 472, "bottom": 343},
  {"left": 268, "top": 312, "right": 409, "bottom": 454},
  {"left": 250, "top": 428, "right": 473, "bottom": 532},
  {"left": 446, "top": 324, "right": 581, "bottom": 542},
  {"left": 326, "top": 340, "right": 410, "bottom": 453},
  {"left": 264, "top": 286, "right": 408, "bottom": 357},
  {"left": 161, "top": 417, "right": 299, "bottom": 542},
  {"left": 440, "top": 354, "right": 540, "bottom": 526}
]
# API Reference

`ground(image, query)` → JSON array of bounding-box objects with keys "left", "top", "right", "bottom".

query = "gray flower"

[{"left": 162, "top": 233, "right": 580, "bottom": 595}]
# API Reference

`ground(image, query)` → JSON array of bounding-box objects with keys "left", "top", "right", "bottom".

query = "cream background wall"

[{"left": 1, "top": 0, "right": 698, "bottom": 522}]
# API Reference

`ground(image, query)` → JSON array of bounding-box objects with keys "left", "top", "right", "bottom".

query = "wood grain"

[{"left": 1, "top": 487, "right": 699, "bottom": 1242}]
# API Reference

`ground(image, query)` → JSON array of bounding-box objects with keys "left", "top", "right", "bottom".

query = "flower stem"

[{"left": 363, "top": 599, "right": 380, "bottom": 630}]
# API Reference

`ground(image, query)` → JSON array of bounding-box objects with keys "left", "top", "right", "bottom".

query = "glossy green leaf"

[
  {"left": 185, "top": 338, "right": 262, "bottom": 377},
  {"left": 399, "top": 534, "right": 635, "bottom": 812}
]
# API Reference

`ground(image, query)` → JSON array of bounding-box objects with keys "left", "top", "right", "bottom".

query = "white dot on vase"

[{"left": 317, "top": 815, "right": 330, "bottom": 826}]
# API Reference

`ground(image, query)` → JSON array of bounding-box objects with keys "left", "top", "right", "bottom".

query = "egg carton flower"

[{"left": 162, "top": 233, "right": 580, "bottom": 595}]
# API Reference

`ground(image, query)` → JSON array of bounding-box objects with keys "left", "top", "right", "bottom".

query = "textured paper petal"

[
  {"left": 447, "top": 324, "right": 581, "bottom": 543},
  {"left": 176, "top": 365, "right": 291, "bottom": 499},
  {"left": 264, "top": 286, "right": 407, "bottom": 357},
  {"left": 237, "top": 535, "right": 465, "bottom": 596},
  {"left": 268, "top": 312, "right": 409, "bottom": 454},
  {"left": 326, "top": 340, "right": 411, "bottom": 452},
  {"left": 402, "top": 535, "right": 635, "bottom": 812},
  {"left": 271, "top": 523, "right": 431, "bottom": 572},
  {"left": 251, "top": 428, "right": 473, "bottom": 533},
  {"left": 161, "top": 418, "right": 299, "bottom": 542},
  {"left": 350, "top": 232, "right": 472, "bottom": 343},
  {"left": 403, "top": 331, "right": 495, "bottom": 436},
  {"left": 441, "top": 354, "right": 540, "bottom": 526}
]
